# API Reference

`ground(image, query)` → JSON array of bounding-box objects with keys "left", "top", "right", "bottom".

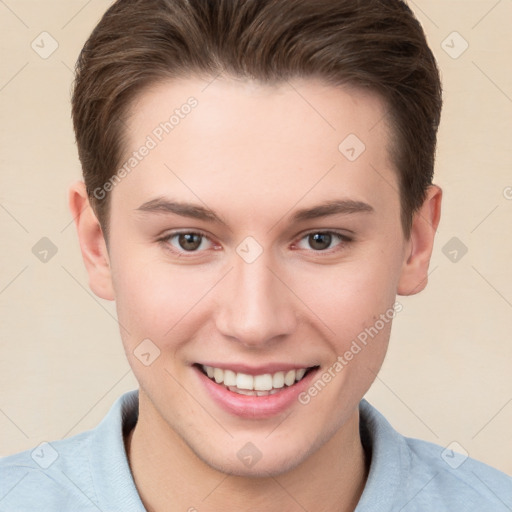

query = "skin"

[{"left": 69, "top": 76, "right": 442, "bottom": 512}]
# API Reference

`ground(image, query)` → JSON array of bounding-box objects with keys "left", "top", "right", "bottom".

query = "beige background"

[{"left": 1, "top": 0, "right": 511, "bottom": 476}]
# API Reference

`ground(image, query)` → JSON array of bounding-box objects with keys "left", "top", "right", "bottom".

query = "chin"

[
  {"left": 201, "top": 450, "right": 307, "bottom": 478},
  {"left": 186, "top": 429, "right": 326, "bottom": 479}
]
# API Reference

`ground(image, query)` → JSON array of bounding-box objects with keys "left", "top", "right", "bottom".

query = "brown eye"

[
  {"left": 158, "top": 230, "right": 218, "bottom": 258},
  {"left": 177, "top": 233, "right": 203, "bottom": 251},
  {"left": 294, "top": 231, "right": 352, "bottom": 254},
  {"left": 160, "top": 231, "right": 212, "bottom": 253},
  {"left": 308, "top": 232, "right": 333, "bottom": 250}
]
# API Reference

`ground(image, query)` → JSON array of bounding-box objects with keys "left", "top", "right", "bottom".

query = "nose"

[{"left": 214, "top": 251, "right": 298, "bottom": 348}]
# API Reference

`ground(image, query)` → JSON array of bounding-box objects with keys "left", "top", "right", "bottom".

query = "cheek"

[
  {"left": 111, "top": 258, "right": 214, "bottom": 396},
  {"left": 292, "top": 255, "right": 400, "bottom": 341},
  {"left": 110, "top": 252, "right": 213, "bottom": 348}
]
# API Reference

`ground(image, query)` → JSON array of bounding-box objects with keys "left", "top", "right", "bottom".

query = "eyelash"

[{"left": 157, "top": 229, "right": 353, "bottom": 257}]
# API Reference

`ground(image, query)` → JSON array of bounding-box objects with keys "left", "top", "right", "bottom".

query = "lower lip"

[{"left": 194, "top": 365, "right": 319, "bottom": 419}]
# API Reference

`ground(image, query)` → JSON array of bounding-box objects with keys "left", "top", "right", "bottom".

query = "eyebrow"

[
  {"left": 134, "top": 197, "right": 228, "bottom": 226},
  {"left": 291, "top": 199, "right": 374, "bottom": 222},
  {"left": 134, "top": 197, "right": 374, "bottom": 224}
]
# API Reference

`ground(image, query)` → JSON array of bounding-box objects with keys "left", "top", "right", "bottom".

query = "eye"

[
  {"left": 157, "top": 229, "right": 351, "bottom": 257},
  {"left": 159, "top": 231, "right": 214, "bottom": 253},
  {"left": 295, "top": 231, "right": 351, "bottom": 252}
]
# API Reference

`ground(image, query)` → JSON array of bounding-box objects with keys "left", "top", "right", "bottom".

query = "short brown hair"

[{"left": 72, "top": 0, "right": 442, "bottom": 242}]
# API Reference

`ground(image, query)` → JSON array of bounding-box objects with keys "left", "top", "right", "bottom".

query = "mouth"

[{"left": 195, "top": 363, "right": 319, "bottom": 397}]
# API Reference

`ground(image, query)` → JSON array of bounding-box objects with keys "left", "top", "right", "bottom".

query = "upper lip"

[{"left": 195, "top": 362, "right": 318, "bottom": 375}]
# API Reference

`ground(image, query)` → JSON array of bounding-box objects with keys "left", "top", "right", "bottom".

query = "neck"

[{"left": 124, "top": 393, "right": 369, "bottom": 512}]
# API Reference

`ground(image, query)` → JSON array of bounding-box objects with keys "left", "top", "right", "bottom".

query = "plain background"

[{"left": 0, "top": 0, "right": 511, "bottom": 476}]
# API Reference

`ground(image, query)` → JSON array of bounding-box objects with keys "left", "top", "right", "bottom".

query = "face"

[{"left": 105, "top": 77, "right": 410, "bottom": 476}]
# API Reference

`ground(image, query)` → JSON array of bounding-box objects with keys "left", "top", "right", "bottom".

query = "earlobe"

[
  {"left": 67, "top": 180, "right": 115, "bottom": 301},
  {"left": 397, "top": 185, "right": 442, "bottom": 296}
]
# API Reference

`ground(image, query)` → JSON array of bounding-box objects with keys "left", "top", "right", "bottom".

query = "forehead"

[
  {"left": 125, "top": 76, "right": 390, "bottom": 152},
  {"left": 113, "top": 76, "right": 397, "bottom": 222}
]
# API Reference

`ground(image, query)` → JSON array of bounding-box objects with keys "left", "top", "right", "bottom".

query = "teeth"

[
  {"left": 201, "top": 365, "right": 311, "bottom": 393},
  {"left": 227, "top": 387, "right": 287, "bottom": 397},
  {"left": 213, "top": 367, "right": 224, "bottom": 384},
  {"left": 273, "top": 371, "right": 285, "bottom": 389},
  {"left": 295, "top": 368, "right": 307, "bottom": 381},
  {"left": 233, "top": 387, "right": 256, "bottom": 396},
  {"left": 223, "top": 369, "right": 237, "bottom": 387},
  {"left": 284, "top": 370, "right": 296, "bottom": 386},
  {"left": 254, "top": 374, "right": 273, "bottom": 391},
  {"left": 236, "top": 373, "right": 254, "bottom": 390}
]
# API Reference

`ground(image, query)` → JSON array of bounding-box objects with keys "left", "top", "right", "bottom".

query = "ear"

[
  {"left": 397, "top": 185, "right": 442, "bottom": 296},
  {"left": 68, "top": 180, "right": 115, "bottom": 301}
]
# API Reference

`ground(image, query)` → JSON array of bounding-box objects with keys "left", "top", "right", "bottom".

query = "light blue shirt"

[{"left": 1, "top": 389, "right": 511, "bottom": 511}]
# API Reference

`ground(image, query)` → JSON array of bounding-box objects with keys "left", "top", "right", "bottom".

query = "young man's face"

[{"left": 74, "top": 77, "right": 439, "bottom": 477}]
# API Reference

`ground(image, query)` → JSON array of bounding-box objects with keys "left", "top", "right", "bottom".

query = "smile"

[
  {"left": 194, "top": 362, "right": 321, "bottom": 418},
  {"left": 199, "top": 364, "right": 317, "bottom": 396}
]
